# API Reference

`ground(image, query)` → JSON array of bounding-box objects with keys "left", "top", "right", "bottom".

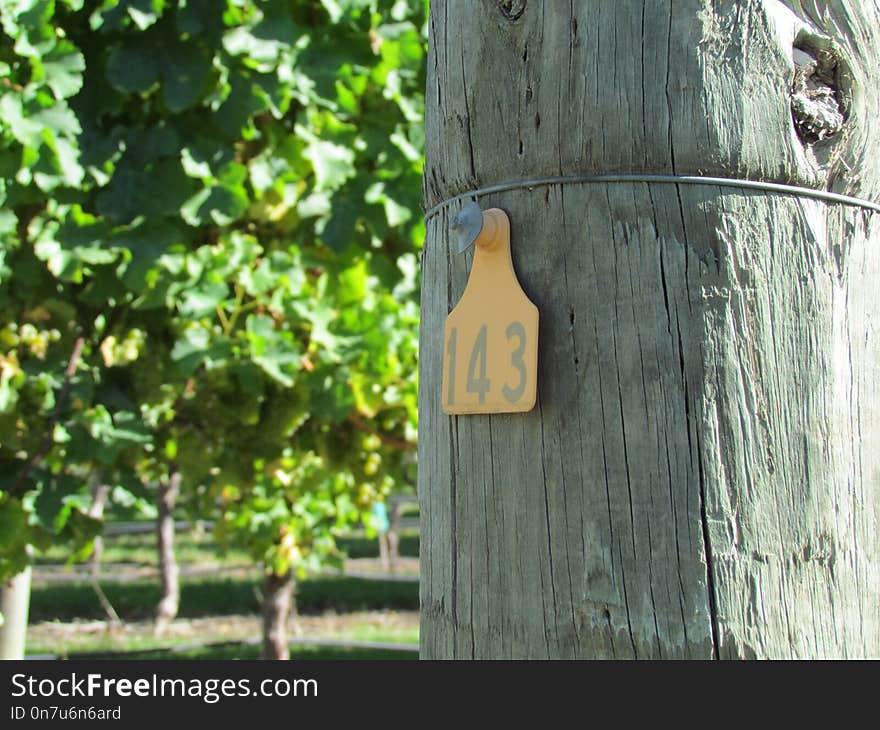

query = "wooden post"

[
  {"left": 155, "top": 466, "right": 181, "bottom": 634},
  {"left": 419, "top": 1, "right": 880, "bottom": 658},
  {"left": 0, "top": 567, "right": 31, "bottom": 660}
]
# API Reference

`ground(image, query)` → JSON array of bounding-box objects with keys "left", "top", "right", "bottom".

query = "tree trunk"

[
  {"left": 261, "top": 570, "right": 295, "bottom": 660},
  {"left": 87, "top": 474, "right": 120, "bottom": 625},
  {"left": 0, "top": 567, "right": 31, "bottom": 659},
  {"left": 88, "top": 476, "right": 110, "bottom": 578},
  {"left": 419, "top": 1, "right": 880, "bottom": 658},
  {"left": 155, "top": 466, "right": 180, "bottom": 633},
  {"left": 388, "top": 501, "right": 402, "bottom": 572}
]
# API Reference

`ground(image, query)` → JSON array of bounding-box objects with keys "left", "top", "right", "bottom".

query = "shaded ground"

[{"left": 29, "top": 574, "right": 419, "bottom": 623}]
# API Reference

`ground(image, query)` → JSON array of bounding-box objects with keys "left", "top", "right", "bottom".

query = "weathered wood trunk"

[
  {"left": 419, "top": 0, "right": 880, "bottom": 658},
  {"left": 261, "top": 571, "right": 295, "bottom": 660},
  {"left": 155, "top": 466, "right": 180, "bottom": 633}
]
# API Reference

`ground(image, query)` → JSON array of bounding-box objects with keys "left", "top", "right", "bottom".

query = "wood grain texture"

[{"left": 419, "top": 0, "right": 880, "bottom": 659}]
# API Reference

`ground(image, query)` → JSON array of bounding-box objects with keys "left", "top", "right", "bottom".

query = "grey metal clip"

[{"left": 451, "top": 200, "right": 483, "bottom": 253}]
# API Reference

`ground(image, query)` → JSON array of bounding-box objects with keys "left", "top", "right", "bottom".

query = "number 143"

[{"left": 442, "top": 320, "right": 537, "bottom": 414}]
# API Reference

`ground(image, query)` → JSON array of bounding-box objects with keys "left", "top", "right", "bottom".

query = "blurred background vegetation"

[{"left": 0, "top": 0, "right": 426, "bottom": 659}]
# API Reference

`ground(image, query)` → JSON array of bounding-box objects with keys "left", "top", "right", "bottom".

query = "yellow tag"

[{"left": 442, "top": 208, "right": 539, "bottom": 414}]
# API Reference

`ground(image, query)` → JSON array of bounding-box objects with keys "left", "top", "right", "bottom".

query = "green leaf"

[
  {"left": 178, "top": 279, "right": 229, "bottom": 318},
  {"left": 31, "top": 103, "right": 82, "bottom": 137},
  {"left": 107, "top": 410, "right": 152, "bottom": 445},
  {"left": 246, "top": 314, "right": 300, "bottom": 387},
  {"left": 0, "top": 94, "right": 43, "bottom": 146},
  {"left": 0, "top": 0, "right": 54, "bottom": 58},
  {"left": 32, "top": 135, "right": 84, "bottom": 191},
  {"left": 97, "top": 157, "right": 194, "bottom": 223},
  {"left": 105, "top": 42, "right": 161, "bottom": 93},
  {"left": 212, "top": 74, "right": 267, "bottom": 137},
  {"left": 45, "top": 206, "right": 118, "bottom": 266},
  {"left": 0, "top": 370, "right": 21, "bottom": 414},
  {"left": 115, "top": 219, "right": 181, "bottom": 293},
  {"left": 171, "top": 324, "right": 230, "bottom": 375},
  {"left": 34, "top": 238, "right": 80, "bottom": 281},
  {"left": 127, "top": 0, "right": 165, "bottom": 30},
  {"left": 177, "top": 0, "right": 223, "bottom": 37},
  {"left": 180, "top": 146, "right": 213, "bottom": 179},
  {"left": 64, "top": 406, "right": 151, "bottom": 465},
  {"left": 320, "top": 196, "right": 359, "bottom": 252},
  {"left": 337, "top": 259, "right": 368, "bottom": 305},
  {"left": 161, "top": 42, "right": 213, "bottom": 112},
  {"left": 123, "top": 125, "right": 181, "bottom": 165},
  {"left": 0, "top": 495, "right": 38, "bottom": 580},
  {"left": 42, "top": 42, "right": 86, "bottom": 100},
  {"left": 366, "top": 181, "right": 413, "bottom": 227},
  {"left": 180, "top": 184, "right": 248, "bottom": 226},
  {"left": 305, "top": 139, "right": 355, "bottom": 191},
  {"left": 34, "top": 473, "right": 82, "bottom": 531},
  {"left": 222, "top": 26, "right": 283, "bottom": 66}
]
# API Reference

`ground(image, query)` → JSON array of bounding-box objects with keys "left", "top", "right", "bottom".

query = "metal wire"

[{"left": 422, "top": 173, "right": 880, "bottom": 222}]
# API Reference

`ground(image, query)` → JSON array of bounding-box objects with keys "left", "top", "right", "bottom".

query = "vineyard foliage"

[{"left": 0, "top": 0, "right": 426, "bottom": 581}]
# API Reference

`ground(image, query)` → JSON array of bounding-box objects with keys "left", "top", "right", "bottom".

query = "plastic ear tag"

[{"left": 442, "top": 207, "right": 539, "bottom": 414}]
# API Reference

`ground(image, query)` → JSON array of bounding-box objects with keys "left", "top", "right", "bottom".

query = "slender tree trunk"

[
  {"left": 87, "top": 474, "right": 120, "bottom": 625},
  {"left": 388, "top": 501, "right": 402, "bottom": 573},
  {"left": 155, "top": 466, "right": 180, "bottom": 634},
  {"left": 261, "top": 571, "right": 295, "bottom": 660},
  {"left": 88, "top": 476, "right": 110, "bottom": 578},
  {"left": 419, "top": 1, "right": 880, "bottom": 658},
  {"left": 379, "top": 533, "right": 391, "bottom": 573},
  {"left": 0, "top": 567, "right": 31, "bottom": 659}
]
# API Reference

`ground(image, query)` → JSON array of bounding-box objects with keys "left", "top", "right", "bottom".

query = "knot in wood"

[
  {"left": 791, "top": 45, "right": 845, "bottom": 144},
  {"left": 496, "top": 0, "right": 526, "bottom": 21}
]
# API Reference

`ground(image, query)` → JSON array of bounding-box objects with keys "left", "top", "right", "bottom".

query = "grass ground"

[
  {"left": 27, "top": 611, "right": 420, "bottom": 659},
  {"left": 109, "top": 645, "right": 416, "bottom": 660},
  {"left": 27, "top": 524, "right": 421, "bottom": 660}
]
